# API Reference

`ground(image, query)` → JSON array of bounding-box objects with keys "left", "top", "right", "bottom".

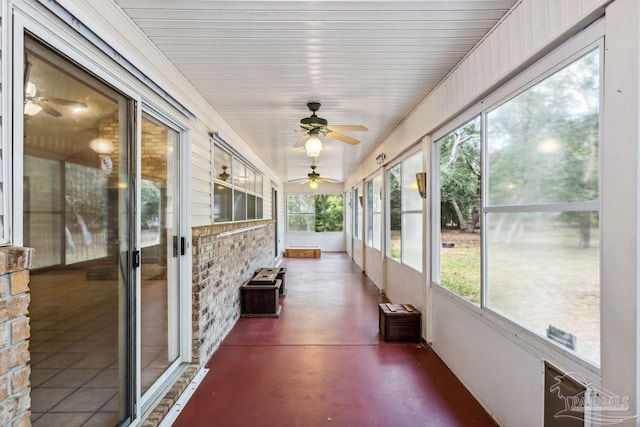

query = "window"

[
  {"left": 213, "top": 145, "right": 232, "bottom": 221},
  {"left": 345, "top": 190, "right": 352, "bottom": 236},
  {"left": 354, "top": 187, "right": 361, "bottom": 240},
  {"left": 433, "top": 47, "right": 601, "bottom": 365},
  {"left": 387, "top": 152, "right": 423, "bottom": 271},
  {"left": 287, "top": 194, "right": 344, "bottom": 232},
  {"left": 388, "top": 165, "right": 401, "bottom": 259},
  {"left": 365, "top": 175, "right": 382, "bottom": 250},
  {"left": 213, "top": 144, "right": 263, "bottom": 222},
  {"left": 485, "top": 50, "right": 600, "bottom": 364},
  {"left": 437, "top": 117, "right": 481, "bottom": 304}
]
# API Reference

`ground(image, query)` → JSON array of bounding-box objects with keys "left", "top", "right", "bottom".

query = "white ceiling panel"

[{"left": 114, "top": 0, "right": 518, "bottom": 182}]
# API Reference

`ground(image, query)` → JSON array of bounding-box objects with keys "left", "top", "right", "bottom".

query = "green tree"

[
  {"left": 487, "top": 51, "right": 599, "bottom": 246},
  {"left": 315, "top": 194, "right": 344, "bottom": 232},
  {"left": 440, "top": 117, "right": 481, "bottom": 232}
]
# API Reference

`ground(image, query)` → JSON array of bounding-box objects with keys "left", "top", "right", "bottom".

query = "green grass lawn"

[{"left": 441, "top": 247, "right": 481, "bottom": 304}]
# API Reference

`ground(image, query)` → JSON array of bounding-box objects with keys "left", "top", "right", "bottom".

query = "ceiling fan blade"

[
  {"left": 40, "top": 103, "right": 63, "bottom": 117},
  {"left": 326, "top": 130, "right": 360, "bottom": 145},
  {"left": 318, "top": 177, "right": 340, "bottom": 183},
  {"left": 293, "top": 134, "right": 310, "bottom": 148},
  {"left": 45, "top": 97, "right": 88, "bottom": 108},
  {"left": 327, "top": 125, "right": 368, "bottom": 132},
  {"left": 287, "top": 177, "right": 308, "bottom": 183}
]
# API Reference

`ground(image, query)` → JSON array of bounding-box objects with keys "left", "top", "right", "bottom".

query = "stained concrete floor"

[{"left": 173, "top": 252, "right": 497, "bottom": 427}]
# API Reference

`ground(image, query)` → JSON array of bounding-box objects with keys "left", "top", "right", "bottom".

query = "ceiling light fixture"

[
  {"left": 26, "top": 82, "right": 37, "bottom": 98},
  {"left": 309, "top": 180, "right": 318, "bottom": 189},
  {"left": 24, "top": 102, "right": 42, "bottom": 116},
  {"left": 304, "top": 135, "right": 323, "bottom": 157},
  {"left": 89, "top": 138, "right": 115, "bottom": 155}
]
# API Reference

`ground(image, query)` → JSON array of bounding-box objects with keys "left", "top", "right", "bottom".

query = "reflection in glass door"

[
  {"left": 140, "top": 113, "right": 181, "bottom": 395},
  {"left": 24, "top": 37, "right": 134, "bottom": 426}
]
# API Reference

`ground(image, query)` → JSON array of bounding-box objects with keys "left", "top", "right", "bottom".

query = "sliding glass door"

[
  {"left": 24, "top": 37, "right": 135, "bottom": 426},
  {"left": 139, "top": 113, "right": 181, "bottom": 396}
]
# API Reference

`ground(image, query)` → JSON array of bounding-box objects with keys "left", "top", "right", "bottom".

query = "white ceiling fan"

[{"left": 23, "top": 59, "right": 88, "bottom": 117}]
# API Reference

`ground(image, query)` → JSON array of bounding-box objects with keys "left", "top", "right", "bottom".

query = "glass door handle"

[
  {"left": 132, "top": 250, "right": 141, "bottom": 268},
  {"left": 172, "top": 236, "right": 186, "bottom": 257}
]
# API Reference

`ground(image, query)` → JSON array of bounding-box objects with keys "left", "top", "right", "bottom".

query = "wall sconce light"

[
  {"left": 416, "top": 172, "right": 427, "bottom": 199},
  {"left": 375, "top": 152, "right": 386, "bottom": 165},
  {"left": 358, "top": 195, "right": 364, "bottom": 208}
]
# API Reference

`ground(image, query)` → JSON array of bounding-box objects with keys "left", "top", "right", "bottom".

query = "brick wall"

[
  {"left": 0, "top": 247, "right": 34, "bottom": 427},
  {"left": 141, "top": 220, "right": 276, "bottom": 427},
  {"left": 192, "top": 220, "right": 276, "bottom": 365}
]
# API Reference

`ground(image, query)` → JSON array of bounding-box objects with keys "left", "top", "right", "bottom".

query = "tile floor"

[{"left": 29, "top": 268, "right": 171, "bottom": 427}]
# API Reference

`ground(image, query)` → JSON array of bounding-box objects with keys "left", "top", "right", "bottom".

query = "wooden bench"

[{"left": 285, "top": 246, "right": 321, "bottom": 258}]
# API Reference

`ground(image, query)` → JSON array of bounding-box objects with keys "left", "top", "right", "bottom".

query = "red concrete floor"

[{"left": 173, "top": 253, "right": 497, "bottom": 427}]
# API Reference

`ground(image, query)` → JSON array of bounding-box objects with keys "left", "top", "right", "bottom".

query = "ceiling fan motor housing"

[
  {"left": 301, "top": 101, "right": 328, "bottom": 128},
  {"left": 300, "top": 115, "right": 327, "bottom": 128}
]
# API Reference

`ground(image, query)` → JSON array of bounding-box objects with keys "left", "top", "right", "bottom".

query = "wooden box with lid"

[
  {"left": 241, "top": 268, "right": 282, "bottom": 317},
  {"left": 378, "top": 303, "right": 421, "bottom": 342},
  {"left": 285, "top": 246, "right": 321, "bottom": 258}
]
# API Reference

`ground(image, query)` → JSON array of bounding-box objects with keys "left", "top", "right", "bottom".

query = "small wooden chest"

[
  {"left": 254, "top": 267, "right": 287, "bottom": 297},
  {"left": 285, "top": 246, "right": 321, "bottom": 258},
  {"left": 379, "top": 303, "right": 421, "bottom": 342},
  {"left": 241, "top": 279, "right": 282, "bottom": 317}
]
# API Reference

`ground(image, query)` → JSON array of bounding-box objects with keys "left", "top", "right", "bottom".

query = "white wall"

[
  {"left": 352, "top": 238, "right": 364, "bottom": 270},
  {"left": 285, "top": 232, "right": 345, "bottom": 252},
  {"left": 363, "top": 246, "right": 382, "bottom": 288},
  {"left": 385, "top": 259, "right": 422, "bottom": 313},
  {"left": 432, "top": 292, "right": 543, "bottom": 426}
]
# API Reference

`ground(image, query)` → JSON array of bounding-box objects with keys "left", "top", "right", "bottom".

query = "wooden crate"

[
  {"left": 241, "top": 279, "right": 282, "bottom": 317},
  {"left": 285, "top": 246, "right": 321, "bottom": 258},
  {"left": 255, "top": 267, "right": 287, "bottom": 297},
  {"left": 379, "top": 303, "right": 421, "bottom": 342}
]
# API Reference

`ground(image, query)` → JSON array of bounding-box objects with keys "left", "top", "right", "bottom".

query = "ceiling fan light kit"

[
  {"left": 293, "top": 102, "right": 368, "bottom": 155},
  {"left": 288, "top": 165, "right": 338, "bottom": 187},
  {"left": 304, "top": 135, "right": 323, "bottom": 157},
  {"left": 24, "top": 102, "right": 42, "bottom": 116},
  {"left": 24, "top": 58, "right": 89, "bottom": 118},
  {"left": 89, "top": 138, "right": 115, "bottom": 155}
]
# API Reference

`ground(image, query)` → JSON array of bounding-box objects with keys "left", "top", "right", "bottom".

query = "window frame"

[
  {"left": 286, "top": 193, "right": 315, "bottom": 232},
  {"left": 353, "top": 186, "right": 362, "bottom": 240},
  {"left": 365, "top": 174, "right": 383, "bottom": 251},
  {"left": 286, "top": 193, "right": 344, "bottom": 233},
  {"left": 385, "top": 148, "right": 423, "bottom": 272},
  {"left": 212, "top": 143, "right": 264, "bottom": 223},
  {"left": 430, "top": 23, "right": 604, "bottom": 373}
]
